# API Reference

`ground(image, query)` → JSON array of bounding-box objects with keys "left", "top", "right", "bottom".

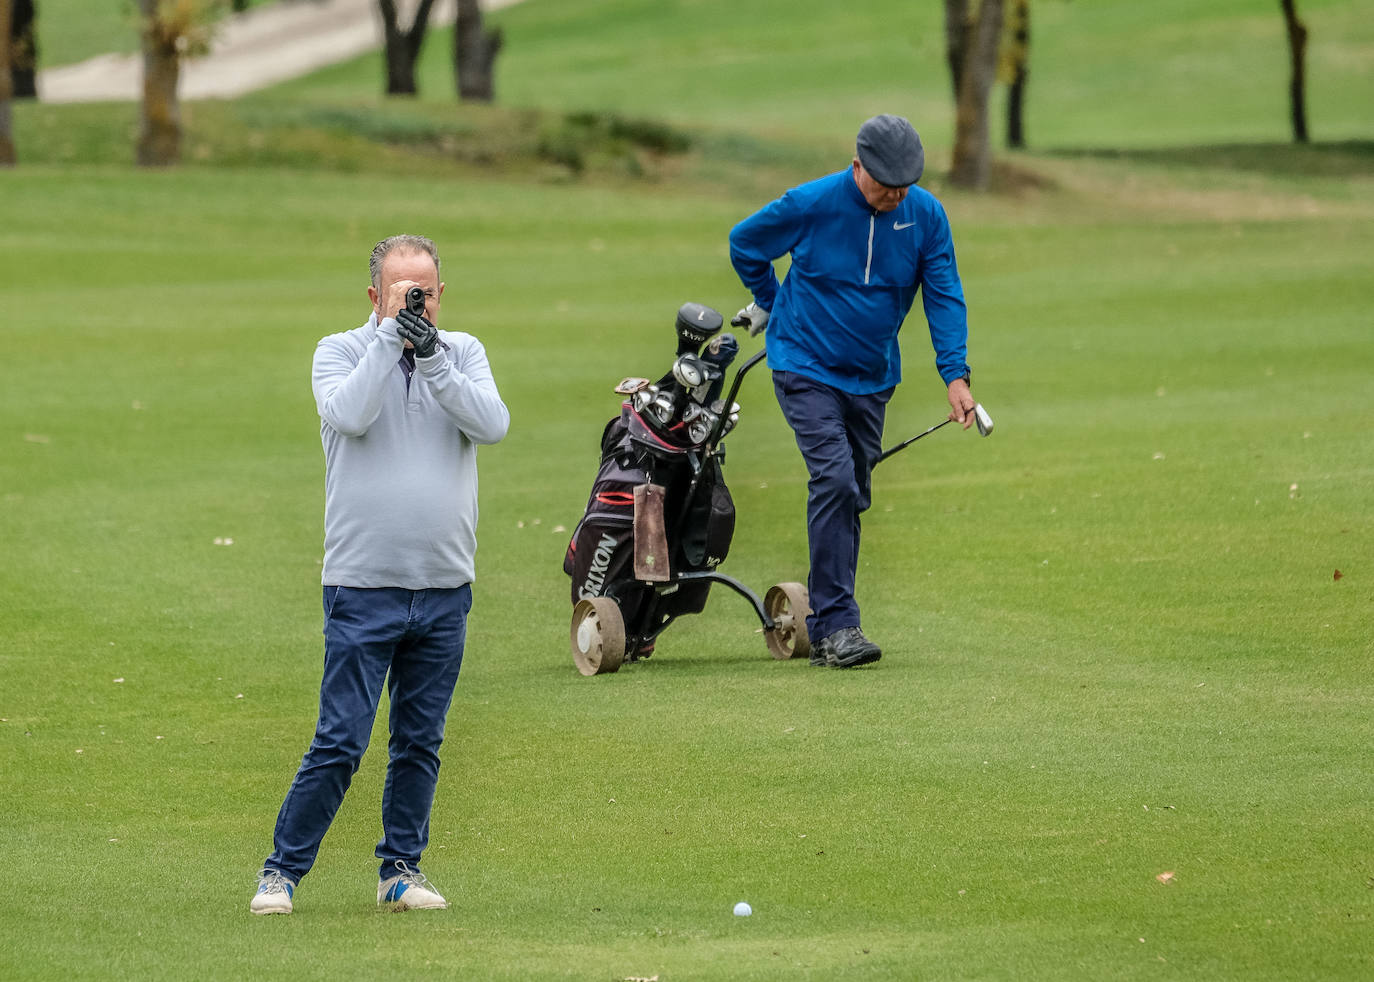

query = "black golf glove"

[{"left": 395, "top": 308, "right": 439, "bottom": 358}]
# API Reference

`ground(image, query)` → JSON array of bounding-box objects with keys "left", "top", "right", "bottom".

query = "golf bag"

[
  {"left": 562, "top": 301, "right": 811, "bottom": 675},
  {"left": 563, "top": 406, "right": 736, "bottom": 633},
  {"left": 563, "top": 302, "right": 742, "bottom": 654}
]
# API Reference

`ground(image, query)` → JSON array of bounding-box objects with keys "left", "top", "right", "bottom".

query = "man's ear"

[{"left": 368, "top": 285, "right": 380, "bottom": 311}]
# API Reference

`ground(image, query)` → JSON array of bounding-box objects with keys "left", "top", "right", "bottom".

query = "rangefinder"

[{"left": 405, "top": 286, "right": 426, "bottom": 316}]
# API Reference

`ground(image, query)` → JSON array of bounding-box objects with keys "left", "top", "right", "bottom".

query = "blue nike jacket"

[{"left": 729, "top": 168, "right": 969, "bottom": 395}]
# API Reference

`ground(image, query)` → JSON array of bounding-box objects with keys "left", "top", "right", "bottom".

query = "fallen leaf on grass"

[
  {"left": 1333, "top": 569, "right": 1343, "bottom": 581},
  {"left": 1156, "top": 871, "right": 1176, "bottom": 884}
]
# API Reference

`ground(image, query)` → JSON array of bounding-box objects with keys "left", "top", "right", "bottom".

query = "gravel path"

[{"left": 37, "top": 0, "right": 520, "bottom": 103}]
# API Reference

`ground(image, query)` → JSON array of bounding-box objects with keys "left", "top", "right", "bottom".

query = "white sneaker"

[
  {"left": 378, "top": 860, "right": 448, "bottom": 910},
  {"left": 250, "top": 869, "right": 295, "bottom": 915}
]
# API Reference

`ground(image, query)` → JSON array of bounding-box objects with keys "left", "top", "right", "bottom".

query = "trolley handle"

[{"left": 703, "top": 348, "right": 767, "bottom": 453}]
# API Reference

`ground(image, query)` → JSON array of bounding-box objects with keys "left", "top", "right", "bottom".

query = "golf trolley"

[{"left": 562, "top": 302, "right": 810, "bottom": 675}]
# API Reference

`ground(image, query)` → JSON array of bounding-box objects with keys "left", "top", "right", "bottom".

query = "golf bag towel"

[{"left": 633, "top": 483, "right": 671, "bottom": 582}]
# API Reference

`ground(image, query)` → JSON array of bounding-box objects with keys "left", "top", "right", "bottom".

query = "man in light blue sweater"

[
  {"left": 730, "top": 115, "right": 976, "bottom": 670},
  {"left": 252, "top": 235, "right": 509, "bottom": 915}
]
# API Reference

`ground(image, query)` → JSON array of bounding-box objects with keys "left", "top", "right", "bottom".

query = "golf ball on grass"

[{"left": 733, "top": 901, "right": 752, "bottom": 917}]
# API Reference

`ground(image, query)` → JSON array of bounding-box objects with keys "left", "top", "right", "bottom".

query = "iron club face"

[{"left": 974, "top": 403, "right": 994, "bottom": 437}]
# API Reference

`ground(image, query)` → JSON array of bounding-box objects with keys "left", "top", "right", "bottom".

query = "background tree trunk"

[
  {"left": 136, "top": 0, "right": 182, "bottom": 166},
  {"left": 949, "top": 0, "right": 1004, "bottom": 189},
  {"left": 1003, "top": 0, "right": 1029, "bottom": 149},
  {"left": 1280, "top": 0, "right": 1309, "bottom": 143},
  {"left": 379, "top": 0, "right": 437, "bottom": 95},
  {"left": 944, "top": 0, "right": 970, "bottom": 102},
  {"left": 1, "top": 0, "right": 15, "bottom": 166},
  {"left": 454, "top": 0, "right": 502, "bottom": 102},
  {"left": 9, "top": 0, "right": 34, "bottom": 98}
]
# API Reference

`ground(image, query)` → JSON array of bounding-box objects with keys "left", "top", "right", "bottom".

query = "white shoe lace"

[
  {"left": 257, "top": 869, "right": 292, "bottom": 896},
  {"left": 391, "top": 859, "right": 436, "bottom": 892}
]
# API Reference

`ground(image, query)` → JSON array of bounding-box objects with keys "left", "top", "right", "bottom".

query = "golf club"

[{"left": 875, "top": 402, "right": 994, "bottom": 466}]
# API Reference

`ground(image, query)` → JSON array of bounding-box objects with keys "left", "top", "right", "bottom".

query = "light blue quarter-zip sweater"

[
  {"left": 729, "top": 169, "right": 970, "bottom": 395},
  {"left": 311, "top": 313, "right": 510, "bottom": 589}
]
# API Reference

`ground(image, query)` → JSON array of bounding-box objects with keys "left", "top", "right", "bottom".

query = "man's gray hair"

[{"left": 369, "top": 234, "right": 441, "bottom": 289}]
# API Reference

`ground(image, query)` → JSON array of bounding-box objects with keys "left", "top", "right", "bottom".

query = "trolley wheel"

[
  {"left": 571, "top": 597, "right": 626, "bottom": 676},
  {"left": 763, "top": 582, "right": 811, "bottom": 660}
]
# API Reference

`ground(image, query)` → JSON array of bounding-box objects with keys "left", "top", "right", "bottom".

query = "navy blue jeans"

[
  {"left": 773, "top": 371, "right": 893, "bottom": 641},
  {"left": 265, "top": 585, "right": 472, "bottom": 883}
]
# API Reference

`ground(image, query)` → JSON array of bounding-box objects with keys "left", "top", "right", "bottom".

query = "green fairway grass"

[{"left": 3, "top": 1, "right": 1373, "bottom": 980}]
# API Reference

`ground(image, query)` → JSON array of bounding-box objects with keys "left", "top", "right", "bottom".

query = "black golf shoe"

[
  {"left": 808, "top": 638, "right": 830, "bottom": 667},
  {"left": 819, "top": 627, "right": 882, "bottom": 668}
]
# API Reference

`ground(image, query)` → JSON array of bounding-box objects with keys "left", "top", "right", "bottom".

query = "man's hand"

[
  {"left": 383, "top": 279, "right": 427, "bottom": 321},
  {"left": 396, "top": 309, "right": 440, "bottom": 358},
  {"left": 730, "top": 302, "right": 770, "bottom": 337},
  {"left": 947, "top": 376, "right": 975, "bottom": 429}
]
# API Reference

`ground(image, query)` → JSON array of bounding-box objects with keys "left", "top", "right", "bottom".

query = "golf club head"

[
  {"left": 674, "top": 302, "right": 724, "bottom": 356},
  {"left": 974, "top": 403, "right": 994, "bottom": 437},
  {"left": 614, "top": 376, "right": 651, "bottom": 396},
  {"left": 672, "top": 353, "right": 707, "bottom": 390}
]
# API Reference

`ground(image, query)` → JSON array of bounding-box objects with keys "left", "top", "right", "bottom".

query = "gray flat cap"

[{"left": 855, "top": 114, "right": 924, "bottom": 187}]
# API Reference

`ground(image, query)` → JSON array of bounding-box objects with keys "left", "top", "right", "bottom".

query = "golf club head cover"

[
  {"left": 699, "top": 332, "right": 738, "bottom": 404},
  {"left": 395, "top": 308, "right": 439, "bottom": 358},
  {"left": 674, "top": 302, "right": 724, "bottom": 356},
  {"left": 701, "top": 331, "right": 739, "bottom": 369}
]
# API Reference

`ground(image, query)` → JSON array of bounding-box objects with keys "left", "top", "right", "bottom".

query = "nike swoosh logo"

[{"left": 893, "top": 221, "right": 916, "bottom": 230}]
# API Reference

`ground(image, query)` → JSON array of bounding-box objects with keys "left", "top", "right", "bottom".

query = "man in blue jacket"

[{"left": 729, "top": 114, "right": 976, "bottom": 669}]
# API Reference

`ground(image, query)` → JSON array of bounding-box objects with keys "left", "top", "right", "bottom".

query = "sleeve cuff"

[{"left": 376, "top": 318, "right": 404, "bottom": 345}]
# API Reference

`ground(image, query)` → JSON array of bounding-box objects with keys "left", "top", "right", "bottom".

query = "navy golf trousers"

[
  {"left": 265, "top": 584, "right": 471, "bottom": 883},
  {"left": 773, "top": 371, "right": 893, "bottom": 641}
]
